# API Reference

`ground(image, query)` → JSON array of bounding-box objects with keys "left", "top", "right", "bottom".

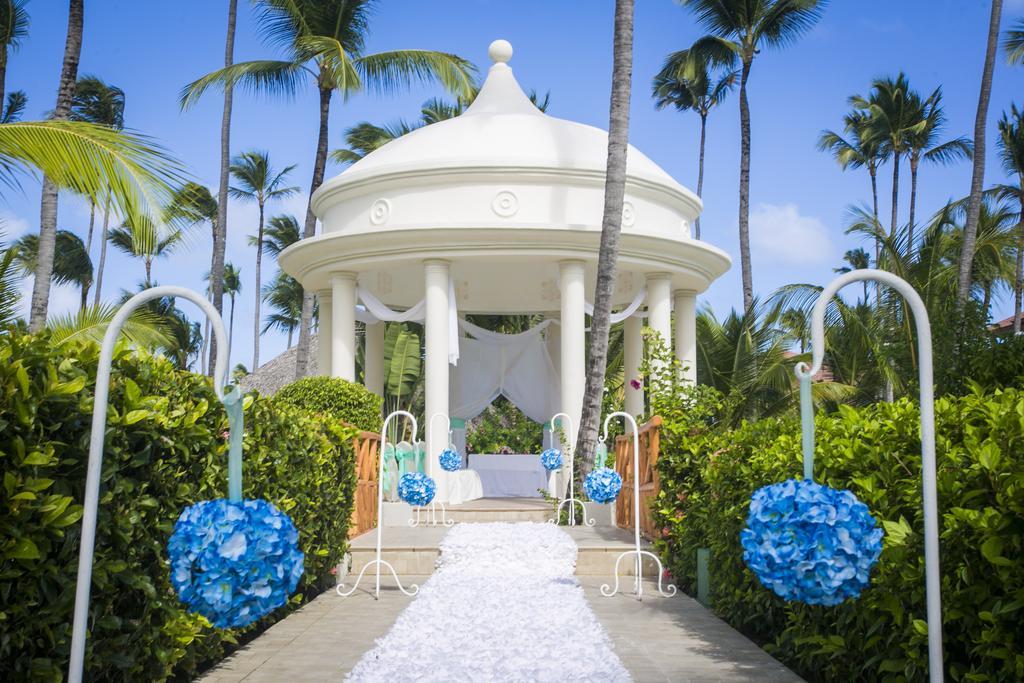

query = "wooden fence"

[
  {"left": 349, "top": 430, "right": 381, "bottom": 538},
  {"left": 613, "top": 415, "right": 662, "bottom": 539}
]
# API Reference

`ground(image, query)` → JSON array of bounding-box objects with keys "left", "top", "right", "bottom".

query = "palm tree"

[
  {"left": 818, "top": 110, "right": 886, "bottom": 263},
  {"left": 70, "top": 75, "right": 126, "bottom": 261},
  {"left": 13, "top": 230, "right": 92, "bottom": 309},
  {"left": 262, "top": 271, "right": 303, "bottom": 347},
  {"left": 1004, "top": 18, "right": 1024, "bottom": 64},
  {"left": 958, "top": 0, "right": 1004, "bottom": 308},
  {"left": 905, "top": 87, "right": 972, "bottom": 244},
  {"left": 0, "top": 0, "right": 29, "bottom": 107},
  {"left": 180, "top": 0, "right": 477, "bottom": 379},
  {"left": 229, "top": 150, "right": 297, "bottom": 369},
  {"left": 210, "top": 0, "right": 239, "bottom": 378},
  {"left": 833, "top": 247, "right": 872, "bottom": 302},
  {"left": 251, "top": 213, "right": 301, "bottom": 258},
  {"left": 995, "top": 104, "right": 1024, "bottom": 333},
  {"left": 575, "top": 0, "right": 634, "bottom": 475},
  {"left": 108, "top": 220, "right": 184, "bottom": 285},
  {"left": 223, "top": 262, "right": 241, "bottom": 363},
  {"left": 850, "top": 74, "right": 925, "bottom": 238},
  {"left": 29, "top": 0, "right": 83, "bottom": 332},
  {"left": 0, "top": 232, "right": 19, "bottom": 325},
  {"left": 680, "top": 0, "right": 827, "bottom": 310},
  {"left": 46, "top": 302, "right": 171, "bottom": 349},
  {"left": 1, "top": 89, "right": 25, "bottom": 122},
  {"left": 651, "top": 49, "right": 736, "bottom": 239}
]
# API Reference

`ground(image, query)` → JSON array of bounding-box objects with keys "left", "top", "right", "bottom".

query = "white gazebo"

[{"left": 280, "top": 39, "right": 730, "bottom": 503}]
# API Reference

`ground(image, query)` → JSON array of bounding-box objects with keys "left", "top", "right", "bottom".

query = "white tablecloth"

[
  {"left": 446, "top": 470, "right": 484, "bottom": 505},
  {"left": 469, "top": 454, "right": 551, "bottom": 498}
]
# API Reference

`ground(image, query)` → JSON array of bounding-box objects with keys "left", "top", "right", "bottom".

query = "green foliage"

[
  {"left": 654, "top": 387, "right": 1024, "bottom": 682},
  {"left": 0, "top": 332, "right": 358, "bottom": 681},
  {"left": 467, "top": 396, "right": 542, "bottom": 455},
  {"left": 275, "top": 375, "right": 383, "bottom": 432}
]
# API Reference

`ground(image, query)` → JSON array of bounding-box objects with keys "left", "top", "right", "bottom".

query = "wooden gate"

[
  {"left": 349, "top": 430, "right": 381, "bottom": 538},
  {"left": 613, "top": 415, "right": 662, "bottom": 539}
]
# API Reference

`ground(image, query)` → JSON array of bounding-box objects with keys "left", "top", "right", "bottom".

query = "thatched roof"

[{"left": 238, "top": 335, "right": 319, "bottom": 396}]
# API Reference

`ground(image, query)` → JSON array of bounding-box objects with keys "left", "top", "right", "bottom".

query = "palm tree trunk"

[
  {"left": 80, "top": 283, "right": 88, "bottom": 311},
  {"left": 83, "top": 199, "right": 96, "bottom": 252},
  {"left": 0, "top": 45, "right": 8, "bottom": 107},
  {"left": 890, "top": 151, "right": 900, "bottom": 237},
  {"left": 93, "top": 194, "right": 111, "bottom": 306},
  {"left": 695, "top": 112, "right": 707, "bottom": 240},
  {"left": 29, "top": 0, "right": 83, "bottom": 332},
  {"left": 145, "top": 257, "right": 152, "bottom": 285},
  {"left": 208, "top": 0, "right": 238, "bottom": 375},
  {"left": 1014, "top": 193, "right": 1023, "bottom": 334},
  {"left": 982, "top": 281, "right": 992, "bottom": 317},
  {"left": 287, "top": 327, "right": 293, "bottom": 348},
  {"left": 228, "top": 294, "right": 235, "bottom": 363},
  {"left": 253, "top": 202, "right": 264, "bottom": 369},
  {"left": 574, "top": 0, "right": 634, "bottom": 475},
  {"left": 958, "top": 0, "right": 1004, "bottom": 307},
  {"left": 294, "top": 83, "right": 333, "bottom": 379},
  {"left": 908, "top": 155, "right": 919, "bottom": 249},
  {"left": 870, "top": 161, "right": 880, "bottom": 304},
  {"left": 738, "top": 57, "right": 754, "bottom": 310}
]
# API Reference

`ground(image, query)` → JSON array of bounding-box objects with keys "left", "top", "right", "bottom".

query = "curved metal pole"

[
  {"left": 338, "top": 410, "right": 419, "bottom": 598},
  {"left": 547, "top": 412, "right": 592, "bottom": 526},
  {"left": 794, "top": 269, "right": 941, "bottom": 682},
  {"left": 599, "top": 411, "right": 675, "bottom": 599},
  {"left": 68, "top": 286, "right": 230, "bottom": 683}
]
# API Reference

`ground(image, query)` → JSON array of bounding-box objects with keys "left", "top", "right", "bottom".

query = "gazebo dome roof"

[
  {"left": 324, "top": 40, "right": 694, "bottom": 201},
  {"left": 284, "top": 39, "right": 730, "bottom": 313}
]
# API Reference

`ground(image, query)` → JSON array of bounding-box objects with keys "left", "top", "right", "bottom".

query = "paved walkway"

[{"left": 198, "top": 577, "right": 802, "bottom": 682}]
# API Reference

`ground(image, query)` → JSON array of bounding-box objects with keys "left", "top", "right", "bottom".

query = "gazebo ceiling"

[{"left": 281, "top": 39, "right": 730, "bottom": 310}]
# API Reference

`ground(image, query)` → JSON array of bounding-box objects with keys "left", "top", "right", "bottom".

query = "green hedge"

[
  {"left": 0, "top": 332, "right": 358, "bottom": 681},
  {"left": 275, "top": 375, "right": 383, "bottom": 432},
  {"left": 654, "top": 387, "right": 1024, "bottom": 682}
]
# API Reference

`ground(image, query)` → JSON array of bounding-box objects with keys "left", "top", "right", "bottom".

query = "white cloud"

[
  {"left": 749, "top": 203, "right": 834, "bottom": 266},
  {"left": 0, "top": 211, "right": 31, "bottom": 238}
]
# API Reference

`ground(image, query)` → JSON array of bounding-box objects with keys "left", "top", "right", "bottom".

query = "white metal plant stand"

[
  {"left": 409, "top": 413, "right": 454, "bottom": 528},
  {"left": 338, "top": 410, "right": 420, "bottom": 599},
  {"left": 68, "top": 286, "right": 231, "bottom": 683},
  {"left": 547, "top": 412, "right": 593, "bottom": 526},
  {"left": 797, "top": 269, "right": 943, "bottom": 683},
  {"left": 599, "top": 411, "right": 676, "bottom": 600}
]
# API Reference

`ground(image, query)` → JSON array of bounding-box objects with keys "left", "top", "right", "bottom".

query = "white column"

[
  {"left": 330, "top": 272, "right": 357, "bottom": 381},
  {"left": 364, "top": 322, "right": 384, "bottom": 395},
  {"left": 424, "top": 260, "right": 450, "bottom": 501},
  {"left": 674, "top": 289, "right": 698, "bottom": 383},
  {"left": 559, "top": 260, "right": 585, "bottom": 446},
  {"left": 646, "top": 273, "right": 673, "bottom": 369},
  {"left": 624, "top": 314, "right": 644, "bottom": 425},
  {"left": 316, "top": 290, "right": 332, "bottom": 377}
]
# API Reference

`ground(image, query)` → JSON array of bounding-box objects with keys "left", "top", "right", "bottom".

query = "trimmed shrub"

[
  {"left": 275, "top": 375, "right": 383, "bottom": 432},
  {"left": 0, "top": 332, "right": 358, "bottom": 681},
  {"left": 654, "top": 388, "right": 1024, "bottom": 682}
]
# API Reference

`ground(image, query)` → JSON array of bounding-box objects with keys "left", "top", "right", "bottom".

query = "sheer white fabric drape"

[{"left": 355, "top": 279, "right": 460, "bottom": 365}]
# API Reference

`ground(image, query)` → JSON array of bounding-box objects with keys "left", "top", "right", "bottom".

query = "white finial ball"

[{"left": 488, "top": 39, "right": 513, "bottom": 64}]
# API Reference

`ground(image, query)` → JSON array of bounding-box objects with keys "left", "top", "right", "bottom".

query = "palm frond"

[
  {"left": 179, "top": 60, "right": 310, "bottom": 110},
  {"left": 47, "top": 303, "right": 172, "bottom": 348},
  {"left": 1, "top": 91, "right": 27, "bottom": 124},
  {"left": 355, "top": 49, "right": 477, "bottom": 101},
  {"left": 1003, "top": 19, "right": 1024, "bottom": 65}
]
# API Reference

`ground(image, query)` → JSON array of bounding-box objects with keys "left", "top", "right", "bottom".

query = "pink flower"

[
  {"left": 329, "top": 566, "right": 338, "bottom": 576},
  {"left": 220, "top": 430, "right": 230, "bottom": 440},
  {"left": 629, "top": 378, "right": 642, "bottom": 390}
]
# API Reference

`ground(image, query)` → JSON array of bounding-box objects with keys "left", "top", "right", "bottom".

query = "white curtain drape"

[
  {"left": 584, "top": 285, "right": 647, "bottom": 324},
  {"left": 356, "top": 279, "right": 460, "bottom": 365},
  {"left": 450, "top": 319, "right": 559, "bottom": 424}
]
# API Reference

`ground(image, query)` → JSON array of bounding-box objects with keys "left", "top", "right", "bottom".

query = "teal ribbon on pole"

[
  {"left": 798, "top": 368, "right": 814, "bottom": 482},
  {"left": 222, "top": 386, "right": 244, "bottom": 502}
]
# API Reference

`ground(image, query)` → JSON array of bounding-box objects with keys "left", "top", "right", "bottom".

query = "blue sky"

[{"left": 5, "top": 0, "right": 1024, "bottom": 371}]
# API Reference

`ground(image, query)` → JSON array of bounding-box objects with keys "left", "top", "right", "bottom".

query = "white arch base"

[
  {"left": 600, "top": 550, "right": 677, "bottom": 600},
  {"left": 409, "top": 501, "right": 454, "bottom": 528},
  {"left": 336, "top": 559, "right": 419, "bottom": 599},
  {"left": 548, "top": 497, "right": 594, "bottom": 527}
]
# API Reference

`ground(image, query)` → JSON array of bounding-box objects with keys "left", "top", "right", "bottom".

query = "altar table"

[{"left": 468, "top": 454, "right": 552, "bottom": 498}]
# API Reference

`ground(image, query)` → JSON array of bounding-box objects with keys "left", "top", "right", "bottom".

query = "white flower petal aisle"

[{"left": 345, "top": 522, "right": 632, "bottom": 682}]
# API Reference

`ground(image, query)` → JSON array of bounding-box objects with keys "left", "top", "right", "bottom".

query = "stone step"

[{"left": 343, "top": 525, "right": 660, "bottom": 578}]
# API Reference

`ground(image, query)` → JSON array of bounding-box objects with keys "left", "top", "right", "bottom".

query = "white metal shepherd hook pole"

[
  {"left": 547, "top": 412, "right": 594, "bottom": 526},
  {"left": 795, "top": 269, "right": 943, "bottom": 683},
  {"left": 338, "top": 410, "right": 420, "bottom": 599},
  {"left": 68, "top": 286, "right": 230, "bottom": 683},
  {"left": 409, "top": 413, "right": 453, "bottom": 527},
  {"left": 599, "top": 411, "right": 676, "bottom": 600}
]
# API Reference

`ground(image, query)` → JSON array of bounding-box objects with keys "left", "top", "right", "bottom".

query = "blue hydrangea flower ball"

[
  {"left": 540, "top": 448, "right": 563, "bottom": 471},
  {"left": 167, "top": 498, "right": 305, "bottom": 628},
  {"left": 398, "top": 472, "right": 436, "bottom": 506},
  {"left": 741, "top": 479, "right": 884, "bottom": 606},
  {"left": 438, "top": 448, "right": 462, "bottom": 472},
  {"left": 584, "top": 467, "right": 623, "bottom": 503}
]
